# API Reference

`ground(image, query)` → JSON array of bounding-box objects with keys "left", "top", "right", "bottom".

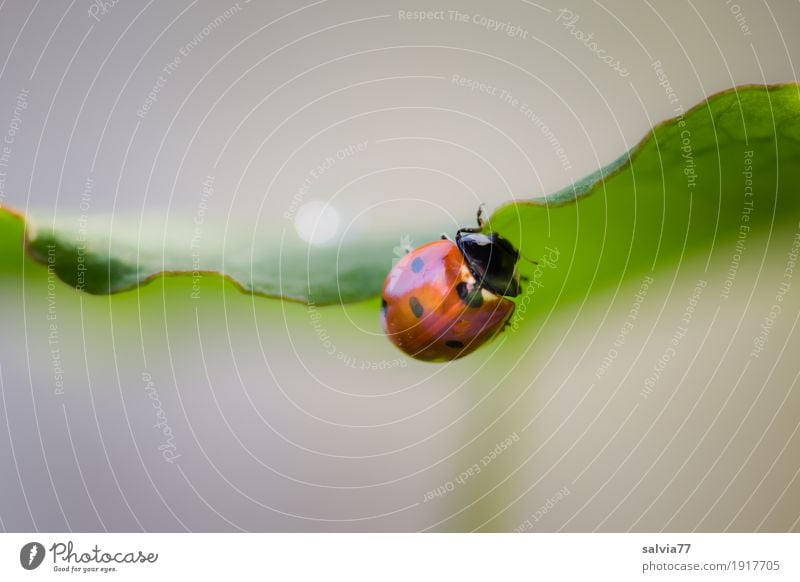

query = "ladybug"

[{"left": 381, "top": 206, "right": 522, "bottom": 361}]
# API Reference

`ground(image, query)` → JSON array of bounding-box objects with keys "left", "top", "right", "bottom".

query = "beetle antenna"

[
  {"left": 456, "top": 204, "right": 488, "bottom": 238},
  {"left": 517, "top": 249, "right": 539, "bottom": 266}
]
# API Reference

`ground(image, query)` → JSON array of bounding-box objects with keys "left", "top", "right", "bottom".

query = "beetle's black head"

[{"left": 456, "top": 232, "right": 521, "bottom": 297}]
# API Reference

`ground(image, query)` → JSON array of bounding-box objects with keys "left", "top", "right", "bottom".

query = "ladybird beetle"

[{"left": 381, "top": 206, "right": 522, "bottom": 361}]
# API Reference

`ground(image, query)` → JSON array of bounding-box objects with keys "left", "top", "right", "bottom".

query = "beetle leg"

[{"left": 476, "top": 203, "right": 486, "bottom": 228}]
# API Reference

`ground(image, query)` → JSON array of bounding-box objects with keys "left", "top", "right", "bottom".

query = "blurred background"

[{"left": 0, "top": 0, "right": 798, "bottom": 531}]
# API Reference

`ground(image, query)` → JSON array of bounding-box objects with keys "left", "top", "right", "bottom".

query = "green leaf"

[
  {"left": 20, "top": 214, "right": 440, "bottom": 306},
  {"left": 0, "top": 208, "right": 24, "bottom": 273},
  {"left": 5, "top": 83, "right": 800, "bottom": 308}
]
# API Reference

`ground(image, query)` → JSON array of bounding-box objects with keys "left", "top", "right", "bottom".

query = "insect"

[{"left": 381, "top": 206, "right": 522, "bottom": 361}]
